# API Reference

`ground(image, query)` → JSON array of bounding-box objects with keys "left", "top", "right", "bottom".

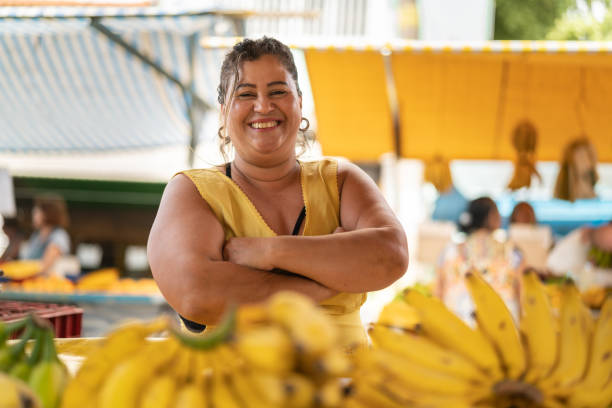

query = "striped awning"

[{"left": 0, "top": 6, "right": 235, "bottom": 152}]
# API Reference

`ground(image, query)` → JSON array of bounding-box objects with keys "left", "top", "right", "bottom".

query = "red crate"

[{"left": 0, "top": 301, "right": 83, "bottom": 338}]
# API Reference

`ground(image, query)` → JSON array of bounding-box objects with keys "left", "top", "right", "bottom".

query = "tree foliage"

[{"left": 494, "top": 0, "right": 574, "bottom": 40}]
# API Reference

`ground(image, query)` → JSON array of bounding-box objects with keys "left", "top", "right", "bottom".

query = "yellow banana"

[
  {"left": 348, "top": 375, "right": 405, "bottom": 408},
  {"left": 314, "top": 378, "right": 344, "bottom": 408},
  {"left": 267, "top": 291, "right": 338, "bottom": 354},
  {"left": 211, "top": 373, "right": 242, "bottom": 408},
  {"left": 566, "top": 378, "right": 612, "bottom": 408},
  {"left": 227, "top": 367, "right": 277, "bottom": 408},
  {"left": 369, "top": 324, "right": 489, "bottom": 383},
  {"left": 402, "top": 288, "right": 502, "bottom": 379},
  {"left": 235, "top": 325, "right": 294, "bottom": 374},
  {"left": 354, "top": 347, "right": 487, "bottom": 397},
  {"left": 168, "top": 347, "right": 194, "bottom": 385},
  {"left": 139, "top": 375, "right": 176, "bottom": 408},
  {"left": 465, "top": 271, "right": 526, "bottom": 379},
  {"left": 284, "top": 373, "right": 316, "bottom": 408},
  {"left": 173, "top": 383, "right": 208, "bottom": 408},
  {"left": 62, "top": 318, "right": 169, "bottom": 408},
  {"left": 298, "top": 346, "right": 352, "bottom": 379},
  {"left": 540, "top": 283, "right": 590, "bottom": 389},
  {"left": 519, "top": 269, "right": 558, "bottom": 383},
  {"left": 0, "top": 372, "right": 42, "bottom": 408},
  {"left": 376, "top": 299, "right": 422, "bottom": 331},
  {"left": 97, "top": 338, "right": 179, "bottom": 408},
  {"left": 570, "top": 295, "right": 612, "bottom": 394}
]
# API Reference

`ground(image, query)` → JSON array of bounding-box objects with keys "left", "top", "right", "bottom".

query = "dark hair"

[
  {"left": 34, "top": 195, "right": 69, "bottom": 229},
  {"left": 217, "top": 36, "right": 301, "bottom": 106},
  {"left": 216, "top": 37, "right": 306, "bottom": 162},
  {"left": 459, "top": 197, "right": 498, "bottom": 234}
]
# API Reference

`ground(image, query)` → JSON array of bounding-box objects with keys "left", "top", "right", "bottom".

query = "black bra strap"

[
  {"left": 225, "top": 162, "right": 231, "bottom": 178},
  {"left": 292, "top": 206, "right": 306, "bottom": 235}
]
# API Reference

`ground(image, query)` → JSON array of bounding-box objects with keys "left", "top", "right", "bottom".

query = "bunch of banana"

[
  {"left": 63, "top": 291, "right": 351, "bottom": 408},
  {"left": 346, "top": 269, "right": 612, "bottom": 408},
  {"left": 0, "top": 314, "right": 69, "bottom": 408}
]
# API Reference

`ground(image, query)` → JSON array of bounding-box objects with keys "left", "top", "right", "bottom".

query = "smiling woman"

[{"left": 147, "top": 37, "right": 409, "bottom": 351}]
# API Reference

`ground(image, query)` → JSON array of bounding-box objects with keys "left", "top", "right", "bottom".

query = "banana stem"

[
  {"left": 26, "top": 329, "right": 45, "bottom": 366},
  {"left": 40, "top": 328, "right": 58, "bottom": 363},
  {"left": 0, "top": 317, "right": 31, "bottom": 344},
  {"left": 170, "top": 305, "right": 237, "bottom": 350}
]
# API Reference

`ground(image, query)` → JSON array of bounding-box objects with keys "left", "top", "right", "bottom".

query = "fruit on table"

[
  {"left": 0, "top": 260, "right": 42, "bottom": 280},
  {"left": 75, "top": 268, "right": 119, "bottom": 292},
  {"left": 0, "top": 315, "right": 69, "bottom": 408},
  {"left": 62, "top": 292, "right": 351, "bottom": 408},
  {"left": 346, "top": 269, "right": 612, "bottom": 408}
]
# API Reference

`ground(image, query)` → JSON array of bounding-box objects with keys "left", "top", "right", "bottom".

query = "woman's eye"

[
  {"left": 270, "top": 90, "right": 287, "bottom": 96},
  {"left": 238, "top": 93, "right": 255, "bottom": 98}
]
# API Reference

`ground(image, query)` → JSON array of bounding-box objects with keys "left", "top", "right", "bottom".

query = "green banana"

[
  {"left": 0, "top": 321, "right": 35, "bottom": 373},
  {"left": 28, "top": 328, "right": 69, "bottom": 408},
  {"left": 10, "top": 328, "right": 46, "bottom": 382},
  {"left": 0, "top": 318, "right": 31, "bottom": 348}
]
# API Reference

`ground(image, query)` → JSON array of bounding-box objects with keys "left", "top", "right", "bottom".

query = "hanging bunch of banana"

[
  {"left": 346, "top": 269, "right": 612, "bottom": 408},
  {"left": 62, "top": 291, "right": 351, "bottom": 408},
  {"left": 0, "top": 314, "right": 70, "bottom": 408}
]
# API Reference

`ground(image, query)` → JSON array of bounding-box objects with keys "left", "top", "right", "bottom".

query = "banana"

[
  {"left": 211, "top": 373, "right": 243, "bottom": 408},
  {"left": 353, "top": 347, "right": 487, "bottom": 397},
  {"left": 376, "top": 299, "right": 422, "bottom": 331},
  {"left": 540, "top": 283, "right": 591, "bottom": 389},
  {"left": 298, "top": 346, "right": 352, "bottom": 379},
  {"left": 0, "top": 371, "right": 42, "bottom": 408},
  {"left": 572, "top": 295, "right": 612, "bottom": 392},
  {"left": 314, "top": 378, "right": 343, "bottom": 408},
  {"left": 519, "top": 269, "right": 558, "bottom": 383},
  {"left": 138, "top": 375, "right": 176, "bottom": 408},
  {"left": 235, "top": 325, "right": 294, "bottom": 374},
  {"left": 62, "top": 318, "right": 170, "bottom": 408},
  {"left": 0, "top": 323, "right": 34, "bottom": 373},
  {"left": 97, "top": 338, "right": 180, "bottom": 408},
  {"left": 369, "top": 324, "right": 489, "bottom": 383},
  {"left": 227, "top": 366, "right": 277, "bottom": 408},
  {"left": 28, "top": 329, "right": 69, "bottom": 408},
  {"left": 173, "top": 383, "right": 208, "bottom": 408},
  {"left": 267, "top": 291, "right": 338, "bottom": 354},
  {"left": 566, "top": 377, "right": 612, "bottom": 408},
  {"left": 348, "top": 375, "right": 405, "bottom": 408},
  {"left": 465, "top": 270, "right": 526, "bottom": 379},
  {"left": 402, "top": 288, "right": 502, "bottom": 378}
]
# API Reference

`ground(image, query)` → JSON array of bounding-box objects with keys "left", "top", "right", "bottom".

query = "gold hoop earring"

[
  {"left": 218, "top": 126, "right": 224, "bottom": 139},
  {"left": 299, "top": 117, "right": 310, "bottom": 132}
]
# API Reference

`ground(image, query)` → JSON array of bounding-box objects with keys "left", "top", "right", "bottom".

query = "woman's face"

[
  {"left": 223, "top": 54, "right": 302, "bottom": 165},
  {"left": 32, "top": 206, "right": 44, "bottom": 229}
]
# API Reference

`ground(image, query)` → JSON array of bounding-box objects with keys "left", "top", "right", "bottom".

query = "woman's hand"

[{"left": 223, "top": 237, "right": 274, "bottom": 271}]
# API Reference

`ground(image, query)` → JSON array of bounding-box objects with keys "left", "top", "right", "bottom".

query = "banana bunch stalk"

[
  {"left": 63, "top": 291, "right": 351, "bottom": 408},
  {"left": 346, "top": 269, "right": 612, "bottom": 408},
  {"left": 0, "top": 314, "right": 69, "bottom": 408}
]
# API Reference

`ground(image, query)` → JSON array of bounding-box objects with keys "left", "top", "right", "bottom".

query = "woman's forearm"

[
  {"left": 263, "top": 226, "right": 408, "bottom": 292},
  {"left": 154, "top": 255, "right": 337, "bottom": 325}
]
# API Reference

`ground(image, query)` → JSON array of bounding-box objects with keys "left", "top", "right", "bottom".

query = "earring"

[
  {"left": 299, "top": 117, "right": 310, "bottom": 132},
  {"left": 218, "top": 126, "right": 224, "bottom": 139}
]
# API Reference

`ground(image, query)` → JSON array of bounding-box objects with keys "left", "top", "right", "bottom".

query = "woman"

[
  {"left": 147, "top": 37, "right": 408, "bottom": 350},
  {"left": 436, "top": 197, "right": 522, "bottom": 323},
  {"left": 21, "top": 195, "right": 71, "bottom": 274}
]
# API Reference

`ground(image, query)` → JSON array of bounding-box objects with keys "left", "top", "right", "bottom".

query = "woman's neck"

[{"left": 231, "top": 156, "right": 300, "bottom": 190}]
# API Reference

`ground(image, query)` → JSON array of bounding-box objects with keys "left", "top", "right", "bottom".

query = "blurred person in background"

[
  {"left": 147, "top": 37, "right": 408, "bottom": 351},
  {"left": 20, "top": 195, "right": 71, "bottom": 274},
  {"left": 436, "top": 197, "right": 523, "bottom": 322},
  {"left": 0, "top": 217, "right": 25, "bottom": 263},
  {"left": 509, "top": 201, "right": 537, "bottom": 225}
]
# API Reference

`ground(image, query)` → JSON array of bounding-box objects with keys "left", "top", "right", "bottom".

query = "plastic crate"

[{"left": 0, "top": 301, "right": 83, "bottom": 338}]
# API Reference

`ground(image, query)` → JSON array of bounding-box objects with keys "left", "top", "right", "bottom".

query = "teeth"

[{"left": 250, "top": 121, "right": 278, "bottom": 129}]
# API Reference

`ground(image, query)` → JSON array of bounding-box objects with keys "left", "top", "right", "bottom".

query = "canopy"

[
  {"left": 0, "top": 5, "right": 239, "bottom": 157},
  {"left": 201, "top": 38, "right": 612, "bottom": 163}
]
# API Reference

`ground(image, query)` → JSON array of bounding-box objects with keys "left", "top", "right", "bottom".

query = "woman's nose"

[{"left": 254, "top": 95, "right": 274, "bottom": 113}]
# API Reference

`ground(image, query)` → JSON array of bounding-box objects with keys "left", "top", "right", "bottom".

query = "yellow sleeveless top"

[{"left": 180, "top": 158, "right": 368, "bottom": 350}]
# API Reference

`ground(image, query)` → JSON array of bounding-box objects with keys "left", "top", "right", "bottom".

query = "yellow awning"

[
  {"left": 201, "top": 38, "right": 612, "bottom": 162},
  {"left": 304, "top": 49, "right": 394, "bottom": 160},
  {"left": 391, "top": 45, "right": 612, "bottom": 162}
]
